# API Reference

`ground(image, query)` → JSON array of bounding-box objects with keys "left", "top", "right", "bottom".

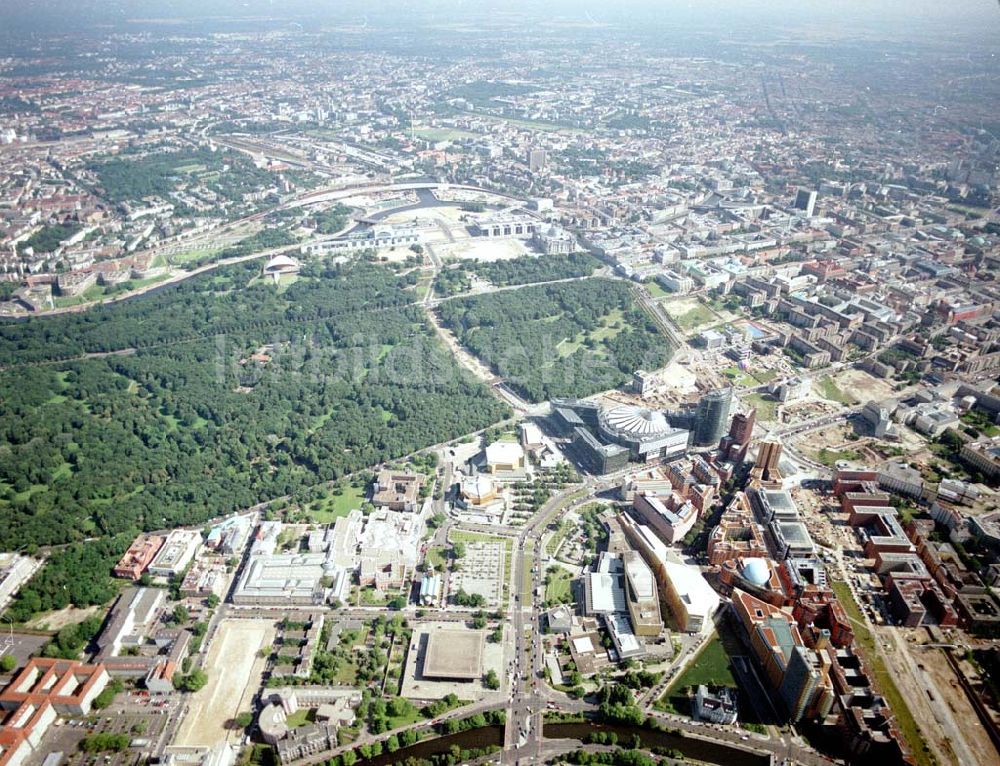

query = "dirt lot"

[
  {"left": 436, "top": 237, "right": 533, "bottom": 262},
  {"left": 24, "top": 604, "right": 105, "bottom": 631},
  {"left": 884, "top": 629, "right": 999, "bottom": 766},
  {"left": 828, "top": 368, "right": 897, "bottom": 402},
  {"left": 173, "top": 619, "right": 275, "bottom": 747}
]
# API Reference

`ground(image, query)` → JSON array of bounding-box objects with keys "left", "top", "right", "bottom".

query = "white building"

[{"left": 148, "top": 530, "right": 201, "bottom": 578}]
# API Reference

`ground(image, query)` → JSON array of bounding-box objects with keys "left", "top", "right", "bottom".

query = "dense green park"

[
  {"left": 434, "top": 251, "right": 601, "bottom": 296},
  {"left": 0, "top": 259, "right": 509, "bottom": 620},
  {"left": 437, "top": 278, "right": 671, "bottom": 402}
]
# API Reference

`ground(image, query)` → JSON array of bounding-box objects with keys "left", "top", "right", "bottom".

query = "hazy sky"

[{"left": 4, "top": 0, "right": 999, "bottom": 37}]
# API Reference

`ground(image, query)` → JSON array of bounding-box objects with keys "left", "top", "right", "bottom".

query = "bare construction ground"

[
  {"left": 880, "top": 627, "right": 999, "bottom": 766},
  {"left": 828, "top": 368, "right": 897, "bottom": 402},
  {"left": 24, "top": 604, "right": 104, "bottom": 631},
  {"left": 174, "top": 619, "right": 275, "bottom": 747},
  {"left": 436, "top": 237, "right": 532, "bottom": 262}
]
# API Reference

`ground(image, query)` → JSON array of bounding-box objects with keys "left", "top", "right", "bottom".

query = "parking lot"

[{"left": 26, "top": 694, "right": 171, "bottom": 766}]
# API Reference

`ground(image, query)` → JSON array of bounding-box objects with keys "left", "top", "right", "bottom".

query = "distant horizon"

[{"left": 3, "top": 0, "right": 1000, "bottom": 39}]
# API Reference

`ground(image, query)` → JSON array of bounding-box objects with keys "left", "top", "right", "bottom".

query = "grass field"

[
  {"left": 744, "top": 392, "right": 779, "bottom": 422},
  {"left": 303, "top": 484, "right": 366, "bottom": 522},
  {"left": 556, "top": 308, "right": 628, "bottom": 358},
  {"left": 814, "top": 447, "right": 863, "bottom": 466},
  {"left": 426, "top": 546, "right": 449, "bottom": 571},
  {"left": 722, "top": 366, "right": 757, "bottom": 388},
  {"left": 816, "top": 375, "right": 858, "bottom": 405},
  {"left": 544, "top": 567, "right": 572, "bottom": 604},
  {"left": 665, "top": 301, "right": 716, "bottom": 332},
  {"left": 668, "top": 633, "right": 737, "bottom": 690},
  {"left": 657, "top": 633, "right": 736, "bottom": 714},
  {"left": 169, "top": 247, "right": 223, "bottom": 265},
  {"left": 285, "top": 709, "right": 314, "bottom": 728},
  {"left": 644, "top": 280, "right": 669, "bottom": 299},
  {"left": 831, "top": 581, "right": 931, "bottom": 766},
  {"left": 545, "top": 522, "right": 571, "bottom": 557}
]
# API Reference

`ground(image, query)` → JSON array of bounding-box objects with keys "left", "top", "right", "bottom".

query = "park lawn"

[
  {"left": 722, "top": 366, "right": 757, "bottom": 388},
  {"left": 667, "top": 633, "right": 737, "bottom": 691},
  {"left": 285, "top": 709, "right": 314, "bottom": 728},
  {"left": 644, "top": 281, "right": 669, "bottom": 299},
  {"left": 831, "top": 582, "right": 932, "bottom": 766},
  {"left": 751, "top": 368, "right": 779, "bottom": 384},
  {"left": 169, "top": 247, "right": 223, "bottom": 265},
  {"left": 333, "top": 661, "right": 359, "bottom": 686},
  {"left": 358, "top": 587, "right": 389, "bottom": 607},
  {"left": 814, "top": 447, "right": 863, "bottom": 467},
  {"left": 657, "top": 633, "right": 736, "bottom": 714},
  {"left": 816, "top": 375, "right": 857, "bottom": 405},
  {"left": 744, "top": 392, "right": 779, "bottom": 422},
  {"left": 426, "top": 546, "right": 449, "bottom": 571},
  {"left": 545, "top": 568, "right": 572, "bottom": 604},
  {"left": 557, "top": 308, "right": 629, "bottom": 357},
  {"left": 304, "top": 484, "right": 366, "bottom": 522},
  {"left": 385, "top": 706, "right": 426, "bottom": 730},
  {"left": 545, "top": 523, "right": 571, "bottom": 557},
  {"left": 669, "top": 302, "right": 716, "bottom": 331},
  {"left": 52, "top": 283, "right": 106, "bottom": 308}
]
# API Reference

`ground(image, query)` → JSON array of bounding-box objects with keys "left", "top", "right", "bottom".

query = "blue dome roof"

[{"left": 741, "top": 558, "right": 769, "bottom": 587}]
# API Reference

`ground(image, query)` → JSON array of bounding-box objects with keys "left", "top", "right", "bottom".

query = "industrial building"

[{"left": 234, "top": 552, "right": 344, "bottom": 606}]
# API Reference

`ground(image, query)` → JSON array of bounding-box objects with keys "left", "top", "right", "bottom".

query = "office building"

[
  {"left": 113, "top": 535, "right": 165, "bottom": 581},
  {"left": 794, "top": 189, "right": 817, "bottom": 218},
  {"left": 622, "top": 551, "right": 662, "bottom": 637},
  {"left": 750, "top": 440, "right": 783, "bottom": 485},
  {"left": 693, "top": 388, "right": 733, "bottom": 447},
  {"left": 693, "top": 685, "right": 738, "bottom": 725},
  {"left": 372, "top": 470, "right": 423, "bottom": 512},
  {"left": 148, "top": 530, "right": 201, "bottom": 579},
  {"left": 571, "top": 427, "right": 630, "bottom": 475},
  {"left": 528, "top": 148, "right": 547, "bottom": 172},
  {"left": 633, "top": 494, "right": 698, "bottom": 545}
]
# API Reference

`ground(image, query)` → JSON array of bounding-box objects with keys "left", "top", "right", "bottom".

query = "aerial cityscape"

[{"left": 1, "top": 2, "right": 999, "bottom": 766}]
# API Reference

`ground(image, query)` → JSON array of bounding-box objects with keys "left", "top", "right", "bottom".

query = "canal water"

[
  {"left": 352, "top": 721, "right": 769, "bottom": 766},
  {"left": 544, "top": 722, "right": 771, "bottom": 766},
  {"left": 354, "top": 724, "right": 504, "bottom": 766}
]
